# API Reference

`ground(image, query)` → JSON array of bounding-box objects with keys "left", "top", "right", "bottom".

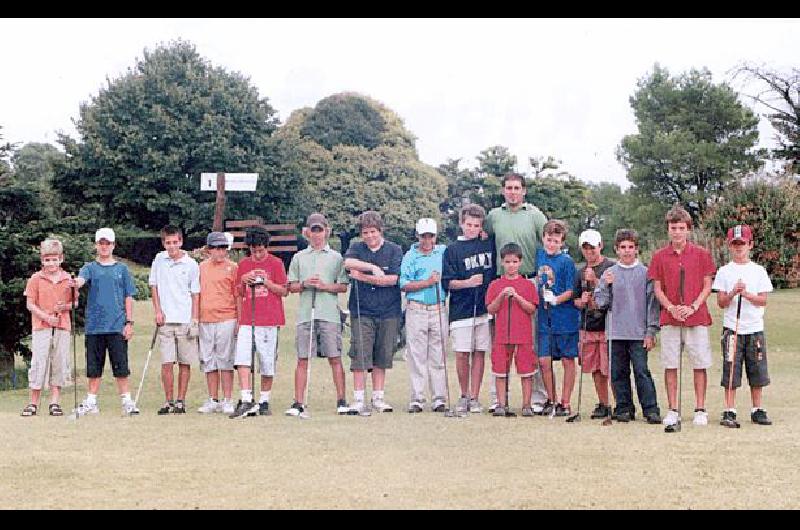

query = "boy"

[
  {"left": 649, "top": 204, "right": 716, "bottom": 429},
  {"left": 535, "top": 220, "right": 580, "bottom": 416},
  {"left": 149, "top": 225, "right": 200, "bottom": 415},
  {"left": 399, "top": 217, "right": 448, "bottom": 413},
  {"left": 712, "top": 224, "right": 773, "bottom": 427},
  {"left": 229, "top": 226, "right": 288, "bottom": 419},
  {"left": 286, "top": 213, "right": 351, "bottom": 416},
  {"left": 21, "top": 238, "right": 75, "bottom": 416},
  {"left": 343, "top": 211, "right": 403, "bottom": 414},
  {"left": 594, "top": 229, "right": 662, "bottom": 424},
  {"left": 573, "top": 229, "right": 615, "bottom": 420},
  {"left": 485, "top": 243, "right": 539, "bottom": 416},
  {"left": 441, "top": 204, "right": 496, "bottom": 414},
  {"left": 197, "top": 231, "right": 238, "bottom": 415},
  {"left": 71, "top": 228, "right": 139, "bottom": 416}
]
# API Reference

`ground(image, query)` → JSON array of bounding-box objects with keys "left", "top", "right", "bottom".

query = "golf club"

[
  {"left": 567, "top": 279, "right": 589, "bottom": 423},
  {"left": 248, "top": 281, "right": 259, "bottom": 418},
  {"left": 132, "top": 325, "right": 160, "bottom": 410},
  {"left": 299, "top": 287, "right": 316, "bottom": 420},
  {"left": 350, "top": 277, "right": 371, "bottom": 416},
  {"left": 722, "top": 293, "right": 743, "bottom": 429},
  {"left": 435, "top": 282, "right": 465, "bottom": 418},
  {"left": 602, "top": 296, "right": 614, "bottom": 427},
  {"left": 503, "top": 295, "right": 517, "bottom": 417},
  {"left": 71, "top": 274, "right": 78, "bottom": 422},
  {"left": 467, "top": 285, "right": 479, "bottom": 413},
  {"left": 665, "top": 266, "right": 685, "bottom": 434},
  {"left": 541, "top": 272, "right": 557, "bottom": 420}
]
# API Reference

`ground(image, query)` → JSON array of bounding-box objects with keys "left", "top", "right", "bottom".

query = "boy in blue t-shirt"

[
  {"left": 71, "top": 228, "right": 138, "bottom": 416},
  {"left": 535, "top": 220, "right": 580, "bottom": 417}
]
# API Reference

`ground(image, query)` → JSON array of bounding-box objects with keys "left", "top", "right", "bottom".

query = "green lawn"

[{"left": 1, "top": 288, "right": 798, "bottom": 509}]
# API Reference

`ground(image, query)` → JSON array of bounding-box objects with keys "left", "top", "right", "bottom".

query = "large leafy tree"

[
  {"left": 53, "top": 40, "right": 282, "bottom": 235},
  {"left": 617, "top": 65, "right": 761, "bottom": 224}
]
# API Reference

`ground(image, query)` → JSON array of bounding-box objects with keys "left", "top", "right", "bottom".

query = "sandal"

[
  {"left": 21, "top": 403, "right": 38, "bottom": 417},
  {"left": 49, "top": 403, "right": 63, "bottom": 416}
]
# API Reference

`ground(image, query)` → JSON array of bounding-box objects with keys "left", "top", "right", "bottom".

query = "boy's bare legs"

[
  {"left": 693, "top": 368, "right": 707, "bottom": 410},
  {"left": 294, "top": 359, "right": 308, "bottom": 403},
  {"left": 328, "top": 357, "right": 346, "bottom": 400},
  {"left": 161, "top": 364, "right": 175, "bottom": 402},
  {"left": 261, "top": 375, "right": 273, "bottom": 392},
  {"left": 471, "top": 352, "right": 485, "bottom": 399},
  {"left": 88, "top": 377, "right": 102, "bottom": 395},
  {"left": 539, "top": 358, "right": 558, "bottom": 403},
  {"left": 372, "top": 368, "right": 386, "bottom": 392},
  {"left": 236, "top": 366, "right": 251, "bottom": 391},
  {"left": 496, "top": 376, "right": 508, "bottom": 407},
  {"left": 561, "top": 358, "right": 576, "bottom": 407},
  {"left": 206, "top": 370, "right": 220, "bottom": 400},
  {"left": 664, "top": 368, "right": 678, "bottom": 409},
  {"left": 751, "top": 386, "right": 763, "bottom": 409},
  {"left": 177, "top": 364, "right": 190, "bottom": 401},
  {"left": 221, "top": 370, "right": 233, "bottom": 400},
  {"left": 113, "top": 376, "right": 130, "bottom": 395},
  {"left": 521, "top": 376, "right": 532, "bottom": 408},
  {"left": 592, "top": 371, "right": 609, "bottom": 406},
  {"left": 456, "top": 352, "right": 470, "bottom": 396}
]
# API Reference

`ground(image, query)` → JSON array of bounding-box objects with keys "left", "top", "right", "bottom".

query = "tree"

[
  {"left": 0, "top": 126, "right": 14, "bottom": 183},
  {"left": 732, "top": 63, "right": 800, "bottom": 173},
  {"left": 53, "top": 40, "right": 282, "bottom": 236},
  {"left": 11, "top": 142, "right": 65, "bottom": 220},
  {"left": 617, "top": 65, "right": 761, "bottom": 225}
]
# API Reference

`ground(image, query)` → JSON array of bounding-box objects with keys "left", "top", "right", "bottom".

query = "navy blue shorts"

[
  {"left": 537, "top": 331, "right": 579, "bottom": 360},
  {"left": 85, "top": 333, "right": 130, "bottom": 378}
]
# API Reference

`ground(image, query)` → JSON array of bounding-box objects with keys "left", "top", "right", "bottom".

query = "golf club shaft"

[
  {"left": 251, "top": 283, "right": 256, "bottom": 401},
  {"left": 726, "top": 294, "right": 743, "bottom": 408},
  {"left": 304, "top": 288, "right": 317, "bottom": 409},
  {"left": 71, "top": 278, "right": 78, "bottom": 418},
  {"left": 134, "top": 326, "right": 159, "bottom": 406}
]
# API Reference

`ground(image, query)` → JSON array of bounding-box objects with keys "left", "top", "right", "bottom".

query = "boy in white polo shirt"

[
  {"left": 149, "top": 225, "right": 200, "bottom": 414},
  {"left": 712, "top": 224, "right": 774, "bottom": 427}
]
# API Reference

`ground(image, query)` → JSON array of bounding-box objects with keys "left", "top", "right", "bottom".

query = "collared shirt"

[
  {"left": 399, "top": 243, "right": 446, "bottom": 305},
  {"left": 79, "top": 261, "right": 137, "bottom": 334},
  {"left": 199, "top": 258, "right": 238, "bottom": 323},
  {"left": 344, "top": 240, "right": 403, "bottom": 319},
  {"left": 24, "top": 269, "right": 74, "bottom": 331},
  {"left": 288, "top": 244, "right": 348, "bottom": 324},
  {"left": 485, "top": 202, "right": 547, "bottom": 276},
  {"left": 648, "top": 242, "right": 717, "bottom": 327},
  {"left": 149, "top": 250, "right": 200, "bottom": 324}
]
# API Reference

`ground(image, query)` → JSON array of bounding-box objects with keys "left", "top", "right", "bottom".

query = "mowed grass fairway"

[{"left": 2, "top": 288, "right": 799, "bottom": 509}]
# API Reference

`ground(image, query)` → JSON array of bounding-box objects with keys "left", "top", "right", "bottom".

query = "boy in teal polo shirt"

[{"left": 286, "top": 213, "right": 351, "bottom": 416}]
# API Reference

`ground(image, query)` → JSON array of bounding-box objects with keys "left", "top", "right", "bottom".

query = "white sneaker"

[
  {"left": 488, "top": 401, "right": 500, "bottom": 413},
  {"left": 350, "top": 400, "right": 371, "bottom": 416},
  {"left": 662, "top": 409, "right": 680, "bottom": 427},
  {"left": 469, "top": 398, "right": 484, "bottom": 414},
  {"left": 285, "top": 402, "right": 303, "bottom": 417},
  {"left": 532, "top": 402, "right": 545, "bottom": 415},
  {"left": 693, "top": 409, "right": 709, "bottom": 426},
  {"left": 75, "top": 400, "right": 100, "bottom": 416},
  {"left": 122, "top": 401, "right": 140, "bottom": 416},
  {"left": 221, "top": 399, "right": 235, "bottom": 415},
  {"left": 372, "top": 398, "right": 393, "bottom": 413},
  {"left": 197, "top": 398, "right": 221, "bottom": 414},
  {"left": 431, "top": 398, "right": 447, "bottom": 412}
]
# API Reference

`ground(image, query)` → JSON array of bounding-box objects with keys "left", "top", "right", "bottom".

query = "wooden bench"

[{"left": 225, "top": 219, "right": 299, "bottom": 253}]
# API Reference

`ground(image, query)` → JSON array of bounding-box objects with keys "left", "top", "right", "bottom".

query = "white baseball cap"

[
  {"left": 415, "top": 218, "right": 438, "bottom": 235},
  {"left": 578, "top": 229, "right": 602, "bottom": 247},
  {"left": 95, "top": 227, "right": 116, "bottom": 243}
]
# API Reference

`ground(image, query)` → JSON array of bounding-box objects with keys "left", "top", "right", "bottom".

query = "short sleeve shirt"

[
  {"left": 399, "top": 244, "right": 446, "bottom": 305},
  {"left": 288, "top": 245, "right": 348, "bottom": 324},
  {"left": 345, "top": 240, "right": 403, "bottom": 319},
  {"left": 199, "top": 258, "right": 238, "bottom": 323},
  {"left": 148, "top": 251, "right": 200, "bottom": 324},
  {"left": 535, "top": 249, "right": 580, "bottom": 334},
  {"left": 712, "top": 261, "right": 773, "bottom": 333},
  {"left": 485, "top": 203, "right": 547, "bottom": 276},
  {"left": 486, "top": 276, "right": 538, "bottom": 345},
  {"left": 24, "top": 270, "right": 75, "bottom": 331},
  {"left": 574, "top": 258, "right": 616, "bottom": 332},
  {"left": 236, "top": 254, "right": 287, "bottom": 327},
  {"left": 79, "top": 261, "right": 137, "bottom": 335},
  {"left": 648, "top": 242, "right": 716, "bottom": 327}
]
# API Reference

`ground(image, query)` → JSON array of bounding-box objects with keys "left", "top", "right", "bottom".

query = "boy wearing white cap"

[{"left": 399, "top": 218, "right": 449, "bottom": 412}]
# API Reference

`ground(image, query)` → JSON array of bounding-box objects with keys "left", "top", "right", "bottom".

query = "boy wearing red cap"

[{"left": 712, "top": 224, "right": 773, "bottom": 427}]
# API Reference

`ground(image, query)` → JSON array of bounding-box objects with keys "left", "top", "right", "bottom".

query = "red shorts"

[
  {"left": 580, "top": 330, "right": 608, "bottom": 376},
  {"left": 491, "top": 342, "right": 537, "bottom": 377}
]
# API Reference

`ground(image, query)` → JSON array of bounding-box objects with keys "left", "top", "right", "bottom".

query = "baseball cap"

[
  {"left": 95, "top": 227, "right": 116, "bottom": 243},
  {"left": 415, "top": 218, "right": 438, "bottom": 235},
  {"left": 727, "top": 224, "right": 753, "bottom": 243},
  {"left": 206, "top": 231, "right": 229, "bottom": 248},
  {"left": 306, "top": 213, "right": 328, "bottom": 229},
  {"left": 579, "top": 229, "right": 602, "bottom": 247}
]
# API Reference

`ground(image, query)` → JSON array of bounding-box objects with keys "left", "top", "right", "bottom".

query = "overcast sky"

[{"left": 1, "top": 18, "right": 797, "bottom": 187}]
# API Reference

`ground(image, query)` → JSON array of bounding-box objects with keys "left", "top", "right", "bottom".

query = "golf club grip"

[{"left": 679, "top": 267, "right": 685, "bottom": 305}]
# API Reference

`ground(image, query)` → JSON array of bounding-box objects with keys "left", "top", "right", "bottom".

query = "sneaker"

[
  {"left": 431, "top": 399, "right": 446, "bottom": 413},
  {"left": 49, "top": 403, "right": 64, "bottom": 416},
  {"left": 285, "top": 401, "right": 304, "bottom": 417},
  {"left": 692, "top": 408, "right": 708, "bottom": 426},
  {"left": 349, "top": 400, "right": 371, "bottom": 416},
  {"left": 258, "top": 401, "right": 272, "bottom": 416},
  {"left": 469, "top": 398, "right": 483, "bottom": 414},
  {"left": 539, "top": 400, "right": 555, "bottom": 416},
  {"left": 122, "top": 401, "right": 140, "bottom": 416},
  {"left": 21, "top": 403, "right": 38, "bottom": 417},
  {"left": 662, "top": 409, "right": 680, "bottom": 427},
  {"left": 336, "top": 399, "right": 351, "bottom": 415},
  {"left": 157, "top": 402, "right": 175, "bottom": 415},
  {"left": 751, "top": 409, "right": 772, "bottom": 425},
  {"left": 407, "top": 401, "right": 424, "bottom": 413},
  {"left": 488, "top": 401, "right": 500, "bottom": 414},
  {"left": 372, "top": 398, "right": 393, "bottom": 413},
  {"left": 615, "top": 411, "right": 633, "bottom": 423},
  {"left": 229, "top": 400, "right": 258, "bottom": 419},
  {"left": 532, "top": 402, "right": 545, "bottom": 415},
  {"left": 645, "top": 412, "right": 662, "bottom": 424},
  {"left": 173, "top": 401, "right": 187, "bottom": 414},
  {"left": 455, "top": 397, "right": 469, "bottom": 414},
  {"left": 554, "top": 403, "right": 571, "bottom": 417},
  {"left": 521, "top": 407, "right": 535, "bottom": 417},
  {"left": 74, "top": 400, "right": 100, "bottom": 417},
  {"left": 591, "top": 403, "right": 610, "bottom": 419},
  {"left": 221, "top": 399, "right": 236, "bottom": 415},
  {"left": 493, "top": 406, "right": 506, "bottom": 417},
  {"left": 197, "top": 398, "right": 221, "bottom": 414}
]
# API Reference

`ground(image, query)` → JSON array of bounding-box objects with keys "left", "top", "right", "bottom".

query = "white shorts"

[
  {"left": 234, "top": 325, "right": 278, "bottom": 376},
  {"left": 660, "top": 325, "right": 712, "bottom": 370},
  {"left": 199, "top": 320, "right": 236, "bottom": 373},
  {"left": 450, "top": 321, "right": 492, "bottom": 353}
]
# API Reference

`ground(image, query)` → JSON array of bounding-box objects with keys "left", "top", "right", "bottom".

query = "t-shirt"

[
  {"left": 485, "top": 202, "right": 547, "bottom": 276},
  {"left": 648, "top": 242, "right": 716, "bottom": 327},
  {"left": 399, "top": 243, "right": 446, "bottom": 305},
  {"left": 199, "top": 258, "right": 238, "bottom": 323},
  {"left": 486, "top": 276, "right": 538, "bottom": 345},
  {"left": 441, "top": 236, "right": 496, "bottom": 325},
  {"left": 344, "top": 240, "right": 403, "bottom": 319},
  {"left": 574, "top": 258, "right": 615, "bottom": 332},
  {"left": 712, "top": 261, "right": 773, "bottom": 334},
  {"left": 148, "top": 251, "right": 200, "bottom": 324},
  {"left": 24, "top": 270, "right": 74, "bottom": 331},
  {"left": 236, "top": 254, "right": 287, "bottom": 327},
  {"left": 79, "top": 261, "right": 137, "bottom": 335},
  {"left": 535, "top": 248, "right": 580, "bottom": 334},
  {"left": 288, "top": 245, "right": 349, "bottom": 325}
]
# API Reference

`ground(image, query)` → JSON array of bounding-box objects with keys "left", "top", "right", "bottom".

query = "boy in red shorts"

[{"left": 486, "top": 243, "right": 539, "bottom": 417}]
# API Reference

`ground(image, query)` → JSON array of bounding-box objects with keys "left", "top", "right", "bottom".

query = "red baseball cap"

[{"left": 726, "top": 224, "right": 753, "bottom": 243}]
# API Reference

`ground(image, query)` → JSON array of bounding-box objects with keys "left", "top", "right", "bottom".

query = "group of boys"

[{"left": 21, "top": 194, "right": 774, "bottom": 429}]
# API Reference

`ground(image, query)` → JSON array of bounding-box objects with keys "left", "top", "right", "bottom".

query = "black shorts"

[
  {"left": 86, "top": 333, "right": 130, "bottom": 378},
  {"left": 720, "top": 329, "right": 769, "bottom": 389}
]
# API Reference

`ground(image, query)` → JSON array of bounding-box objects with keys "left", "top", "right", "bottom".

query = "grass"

[{"left": 1, "top": 288, "right": 799, "bottom": 509}]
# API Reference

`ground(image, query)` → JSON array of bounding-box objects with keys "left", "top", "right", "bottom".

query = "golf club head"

[
  {"left": 548, "top": 408, "right": 556, "bottom": 420},
  {"left": 444, "top": 408, "right": 467, "bottom": 418},
  {"left": 664, "top": 421, "right": 682, "bottom": 433},
  {"left": 298, "top": 411, "right": 311, "bottom": 420},
  {"left": 565, "top": 413, "right": 581, "bottom": 423},
  {"left": 601, "top": 417, "right": 613, "bottom": 427}
]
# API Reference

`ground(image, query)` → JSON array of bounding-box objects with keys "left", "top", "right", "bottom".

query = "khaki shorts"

[
  {"left": 159, "top": 323, "right": 199, "bottom": 365},
  {"left": 199, "top": 320, "right": 236, "bottom": 373},
  {"left": 450, "top": 321, "right": 492, "bottom": 352},
  {"left": 29, "top": 328, "right": 70, "bottom": 389},
  {"left": 660, "top": 325, "right": 712, "bottom": 370},
  {"left": 296, "top": 320, "right": 342, "bottom": 359}
]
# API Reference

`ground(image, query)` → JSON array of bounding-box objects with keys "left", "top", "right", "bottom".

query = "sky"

[{"left": 1, "top": 18, "right": 798, "bottom": 187}]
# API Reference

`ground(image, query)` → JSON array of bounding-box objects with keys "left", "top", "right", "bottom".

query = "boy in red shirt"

[{"left": 486, "top": 243, "right": 539, "bottom": 417}]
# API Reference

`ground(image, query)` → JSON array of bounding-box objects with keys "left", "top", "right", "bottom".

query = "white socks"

[
  {"left": 354, "top": 390, "right": 365, "bottom": 403},
  {"left": 259, "top": 391, "right": 270, "bottom": 404},
  {"left": 241, "top": 390, "right": 253, "bottom": 402}
]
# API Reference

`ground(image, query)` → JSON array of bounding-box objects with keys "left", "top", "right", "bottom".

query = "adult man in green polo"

[{"left": 485, "top": 172, "right": 549, "bottom": 412}]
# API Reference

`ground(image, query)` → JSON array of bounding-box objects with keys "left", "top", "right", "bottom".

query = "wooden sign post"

[{"left": 200, "top": 172, "right": 259, "bottom": 232}]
